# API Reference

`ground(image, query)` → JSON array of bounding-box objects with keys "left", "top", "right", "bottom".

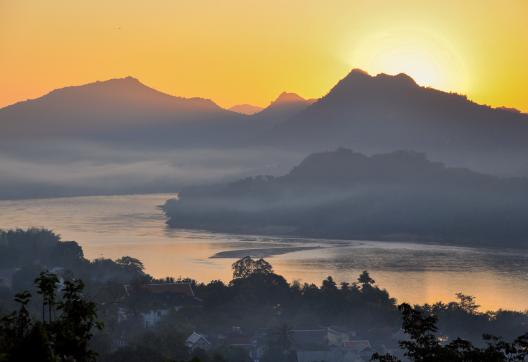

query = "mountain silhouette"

[
  {"left": 269, "top": 69, "right": 528, "bottom": 175},
  {"left": 2, "top": 67, "right": 528, "bottom": 199},
  {"left": 249, "top": 92, "right": 316, "bottom": 125},
  {"left": 164, "top": 148, "right": 528, "bottom": 246},
  {"left": 229, "top": 104, "right": 263, "bottom": 115},
  {"left": 0, "top": 77, "right": 247, "bottom": 146}
]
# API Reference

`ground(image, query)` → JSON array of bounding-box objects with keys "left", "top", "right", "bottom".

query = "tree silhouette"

[
  {"left": 35, "top": 271, "right": 59, "bottom": 323},
  {"left": 232, "top": 256, "right": 273, "bottom": 279},
  {"left": 454, "top": 292, "right": 480, "bottom": 315},
  {"left": 358, "top": 270, "right": 375, "bottom": 287},
  {"left": 0, "top": 273, "right": 101, "bottom": 361},
  {"left": 115, "top": 256, "right": 145, "bottom": 274},
  {"left": 372, "top": 303, "right": 528, "bottom": 362}
]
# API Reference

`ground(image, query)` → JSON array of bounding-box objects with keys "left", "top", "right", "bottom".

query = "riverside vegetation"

[{"left": 1, "top": 228, "right": 527, "bottom": 361}]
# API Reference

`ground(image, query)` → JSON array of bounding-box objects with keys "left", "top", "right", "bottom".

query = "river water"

[{"left": 1, "top": 193, "right": 527, "bottom": 311}]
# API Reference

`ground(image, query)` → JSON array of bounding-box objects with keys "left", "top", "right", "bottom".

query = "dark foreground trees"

[
  {"left": 372, "top": 303, "right": 528, "bottom": 362},
  {"left": 0, "top": 271, "right": 101, "bottom": 362},
  {"left": 3, "top": 250, "right": 528, "bottom": 362}
]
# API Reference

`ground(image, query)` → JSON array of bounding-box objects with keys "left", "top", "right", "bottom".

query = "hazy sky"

[{"left": 1, "top": 0, "right": 527, "bottom": 111}]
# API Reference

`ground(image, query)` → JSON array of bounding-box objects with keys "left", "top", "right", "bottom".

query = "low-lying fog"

[{"left": 0, "top": 141, "right": 304, "bottom": 199}]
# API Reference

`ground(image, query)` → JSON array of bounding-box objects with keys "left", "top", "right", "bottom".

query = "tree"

[
  {"left": 232, "top": 256, "right": 273, "bottom": 279},
  {"left": 358, "top": 270, "right": 375, "bottom": 287},
  {"left": 371, "top": 303, "right": 528, "bottom": 362},
  {"left": 115, "top": 256, "right": 145, "bottom": 274},
  {"left": 321, "top": 276, "right": 338, "bottom": 292},
  {"left": 0, "top": 273, "right": 101, "bottom": 362},
  {"left": 35, "top": 271, "right": 59, "bottom": 322},
  {"left": 455, "top": 293, "right": 480, "bottom": 315},
  {"left": 396, "top": 303, "right": 445, "bottom": 361},
  {"left": 54, "top": 279, "right": 102, "bottom": 361}
]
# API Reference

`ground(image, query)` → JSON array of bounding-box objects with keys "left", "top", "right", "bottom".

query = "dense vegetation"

[
  {"left": 1, "top": 229, "right": 527, "bottom": 361},
  {"left": 0, "top": 272, "right": 100, "bottom": 361},
  {"left": 372, "top": 303, "right": 528, "bottom": 362}
]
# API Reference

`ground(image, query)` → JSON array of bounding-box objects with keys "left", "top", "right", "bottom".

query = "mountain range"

[
  {"left": 1, "top": 69, "right": 527, "bottom": 174},
  {"left": 1, "top": 68, "right": 528, "bottom": 199},
  {"left": 267, "top": 69, "right": 528, "bottom": 175}
]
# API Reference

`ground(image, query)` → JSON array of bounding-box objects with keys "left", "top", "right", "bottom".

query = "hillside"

[
  {"left": 0, "top": 77, "right": 249, "bottom": 146},
  {"left": 164, "top": 148, "right": 528, "bottom": 246}
]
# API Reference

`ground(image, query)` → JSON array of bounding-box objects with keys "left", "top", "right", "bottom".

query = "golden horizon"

[{"left": 1, "top": 1, "right": 527, "bottom": 111}]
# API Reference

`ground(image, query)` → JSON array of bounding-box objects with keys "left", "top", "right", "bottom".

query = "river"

[{"left": 1, "top": 193, "right": 527, "bottom": 311}]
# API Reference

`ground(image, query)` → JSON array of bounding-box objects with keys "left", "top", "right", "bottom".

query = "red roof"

[{"left": 141, "top": 282, "right": 195, "bottom": 297}]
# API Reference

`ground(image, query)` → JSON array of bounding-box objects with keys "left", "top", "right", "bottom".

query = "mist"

[
  {"left": 0, "top": 141, "right": 304, "bottom": 199},
  {"left": 163, "top": 149, "right": 528, "bottom": 247}
]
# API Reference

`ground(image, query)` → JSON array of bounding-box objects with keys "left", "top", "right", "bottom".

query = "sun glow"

[
  {"left": 348, "top": 27, "right": 470, "bottom": 93},
  {"left": 1, "top": 1, "right": 527, "bottom": 111}
]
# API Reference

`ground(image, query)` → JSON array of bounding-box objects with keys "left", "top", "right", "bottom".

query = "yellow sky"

[{"left": 1, "top": 0, "right": 527, "bottom": 111}]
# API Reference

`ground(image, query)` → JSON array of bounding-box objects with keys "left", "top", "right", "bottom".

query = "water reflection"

[{"left": 0, "top": 194, "right": 527, "bottom": 311}]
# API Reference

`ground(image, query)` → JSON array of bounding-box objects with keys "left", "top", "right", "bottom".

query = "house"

[
  {"left": 223, "top": 332, "right": 263, "bottom": 361},
  {"left": 112, "top": 333, "right": 128, "bottom": 351},
  {"left": 186, "top": 332, "right": 212, "bottom": 352},
  {"left": 327, "top": 327, "right": 351, "bottom": 347},
  {"left": 289, "top": 329, "right": 329, "bottom": 350},
  {"left": 288, "top": 327, "right": 375, "bottom": 361},
  {"left": 141, "top": 308, "right": 169, "bottom": 328},
  {"left": 140, "top": 282, "right": 195, "bottom": 297},
  {"left": 342, "top": 340, "right": 373, "bottom": 361},
  {"left": 289, "top": 327, "right": 349, "bottom": 350},
  {"left": 117, "top": 306, "right": 128, "bottom": 323}
]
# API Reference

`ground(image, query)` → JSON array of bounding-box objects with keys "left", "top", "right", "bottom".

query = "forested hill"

[{"left": 164, "top": 148, "right": 528, "bottom": 246}]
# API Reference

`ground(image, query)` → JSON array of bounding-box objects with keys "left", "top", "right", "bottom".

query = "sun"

[{"left": 348, "top": 27, "right": 469, "bottom": 93}]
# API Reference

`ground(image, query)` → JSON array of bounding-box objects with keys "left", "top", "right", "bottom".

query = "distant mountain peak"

[
  {"left": 265, "top": 92, "right": 317, "bottom": 111},
  {"left": 101, "top": 76, "right": 144, "bottom": 87},
  {"left": 229, "top": 104, "right": 263, "bottom": 115},
  {"left": 6, "top": 76, "right": 224, "bottom": 112},
  {"left": 272, "top": 92, "right": 306, "bottom": 105},
  {"left": 321, "top": 68, "right": 421, "bottom": 101},
  {"left": 44, "top": 76, "right": 151, "bottom": 98},
  {"left": 348, "top": 68, "right": 371, "bottom": 77},
  {"left": 100, "top": 75, "right": 139, "bottom": 83},
  {"left": 376, "top": 72, "right": 417, "bottom": 87},
  {"left": 85, "top": 75, "right": 142, "bottom": 86},
  {"left": 339, "top": 68, "right": 418, "bottom": 87}
]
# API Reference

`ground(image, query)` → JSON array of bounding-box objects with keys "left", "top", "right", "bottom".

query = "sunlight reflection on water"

[{"left": 0, "top": 193, "right": 527, "bottom": 311}]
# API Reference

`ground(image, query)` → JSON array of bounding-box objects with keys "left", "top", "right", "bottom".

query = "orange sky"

[{"left": 1, "top": 0, "right": 527, "bottom": 111}]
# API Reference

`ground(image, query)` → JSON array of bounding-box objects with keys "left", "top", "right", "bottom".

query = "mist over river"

[{"left": 1, "top": 193, "right": 527, "bottom": 311}]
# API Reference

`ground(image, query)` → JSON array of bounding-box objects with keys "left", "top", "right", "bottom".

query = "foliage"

[
  {"left": 115, "top": 256, "right": 145, "bottom": 274},
  {"left": 3, "top": 233, "right": 528, "bottom": 362},
  {"left": 231, "top": 256, "right": 273, "bottom": 279},
  {"left": 0, "top": 272, "right": 101, "bottom": 362},
  {"left": 358, "top": 270, "right": 376, "bottom": 287},
  {"left": 372, "top": 303, "right": 528, "bottom": 362}
]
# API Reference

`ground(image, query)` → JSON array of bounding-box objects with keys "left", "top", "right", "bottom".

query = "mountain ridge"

[
  {"left": 163, "top": 148, "right": 528, "bottom": 246},
  {"left": 0, "top": 76, "right": 246, "bottom": 144},
  {"left": 266, "top": 69, "right": 528, "bottom": 175},
  {"left": 3, "top": 76, "right": 223, "bottom": 112}
]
